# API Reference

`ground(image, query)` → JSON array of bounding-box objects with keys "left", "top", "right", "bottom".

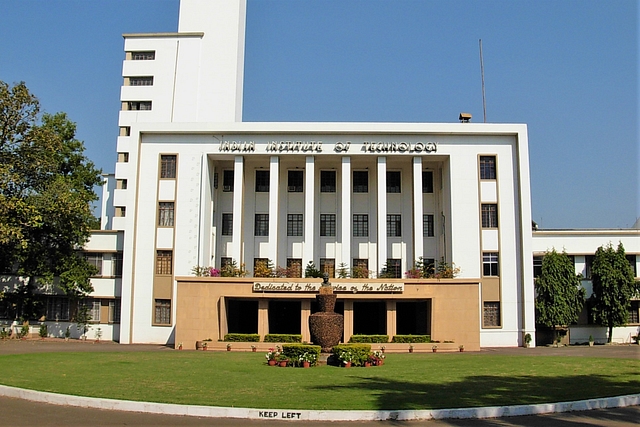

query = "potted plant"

[
  {"left": 20, "top": 323, "right": 29, "bottom": 340},
  {"left": 277, "top": 355, "right": 289, "bottom": 367},
  {"left": 408, "top": 345, "right": 414, "bottom": 353},
  {"left": 371, "top": 350, "right": 385, "bottom": 366},
  {"left": 380, "top": 346, "right": 386, "bottom": 354},
  {"left": 524, "top": 333, "right": 532, "bottom": 348},
  {"left": 64, "top": 326, "right": 71, "bottom": 341},
  {"left": 432, "top": 345, "right": 438, "bottom": 353},
  {"left": 589, "top": 335, "right": 594, "bottom": 347},
  {"left": 298, "top": 352, "right": 316, "bottom": 368},
  {"left": 202, "top": 341, "right": 208, "bottom": 351},
  {"left": 265, "top": 347, "right": 280, "bottom": 366},
  {"left": 251, "top": 345, "right": 257, "bottom": 352},
  {"left": 39, "top": 324, "right": 48, "bottom": 340},
  {"left": 226, "top": 343, "right": 232, "bottom": 351},
  {"left": 459, "top": 345, "right": 464, "bottom": 352},
  {"left": 339, "top": 350, "right": 353, "bottom": 368},
  {"left": 177, "top": 342, "right": 183, "bottom": 350}
]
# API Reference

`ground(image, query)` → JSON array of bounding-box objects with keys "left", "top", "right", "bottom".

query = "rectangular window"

[
  {"left": 287, "top": 258, "right": 302, "bottom": 278},
  {"left": 85, "top": 253, "right": 102, "bottom": 276},
  {"left": 117, "top": 152, "right": 129, "bottom": 163},
  {"left": 119, "top": 126, "right": 131, "bottom": 136},
  {"left": 387, "top": 214, "right": 402, "bottom": 237},
  {"left": 131, "top": 51, "right": 155, "bottom": 60},
  {"left": 320, "top": 170, "right": 336, "bottom": 192},
  {"left": 221, "top": 213, "right": 233, "bottom": 236},
  {"left": 109, "top": 299, "right": 121, "bottom": 323},
  {"left": 626, "top": 255, "right": 637, "bottom": 277},
  {"left": 116, "top": 179, "right": 127, "bottom": 190},
  {"left": 585, "top": 255, "right": 595, "bottom": 279},
  {"left": 221, "top": 257, "right": 233, "bottom": 269},
  {"left": 255, "top": 170, "right": 270, "bottom": 192},
  {"left": 287, "top": 214, "right": 303, "bottom": 236},
  {"left": 353, "top": 214, "right": 369, "bottom": 237},
  {"left": 483, "top": 302, "right": 501, "bottom": 327},
  {"left": 386, "top": 171, "right": 401, "bottom": 193},
  {"left": 386, "top": 259, "right": 402, "bottom": 278},
  {"left": 628, "top": 301, "right": 639, "bottom": 324},
  {"left": 129, "top": 76, "right": 154, "bottom": 86},
  {"left": 320, "top": 258, "right": 335, "bottom": 278},
  {"left": 46, "top": 297, "right": 70, "bottom": 322},
  {"left": 320, "top": 214, "right": 336, "bottom": 237},
  {"left": 480, "top": 156, "right": 496, "bottom": 180},
  {"left": 115, "top": 206, "right": 126, "bottom": 217},
  {"left": 533, "top": 256, "right": 543, "bottom": 278},
  {"left": 160, "top": 155, "right": 177, "bottom": 178},
  {"left": 155, "top": 251, "right": 172, "bottom": 275},
  {"left": 112, "top": 252, "right": 123, "bottom": 277},
  {"left": 126, "top": 101, "right": 152, "bottom": 111},
  {"left": 85, "top": 299, "right": 101, "bottom": 322},
  {"left": 288, "top": 170, "right": 303, "bottom": 192},
  {"left": 158, "top": 202, "right": 174, "bottom": 227},
  {"left": 254, "top": 214, "right": 269, "bottom": 236},
  {"left": 422, "top": 171, "right": 434, "bottom": 193},
  {"left": 353, "top": 171, "right": 368, "bottom": 193},
  {"left": 483, "top": 252, "right": 499, "bottom": 276},
  {"left": 154, "top": 299, "right": 171, "bottom": 325},
  {"left": 481, "top": 204, "right": 498, "bottom": 228},
  {"left": 223, "top": 170, "right": 234, "bottom": 192},
  {"left": 423, "top": 214, "right": 434, "bottom": 237}
]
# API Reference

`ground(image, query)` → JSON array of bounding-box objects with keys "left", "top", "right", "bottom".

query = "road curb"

[{"left": 0, "top": 385, "right": 638, "bottom": 421}]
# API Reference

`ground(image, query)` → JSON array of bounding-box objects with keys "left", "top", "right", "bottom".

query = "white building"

[{"left": 3, "top": 0, "right": 637, "bottom": 347}]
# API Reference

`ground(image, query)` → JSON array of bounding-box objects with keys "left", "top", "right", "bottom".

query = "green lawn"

[{"left": 0, "top": 352, "right": 638, "bottom": 410}]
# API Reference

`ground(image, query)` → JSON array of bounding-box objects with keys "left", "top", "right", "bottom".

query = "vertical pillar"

[
  {"left": 301, "top": 300, "right": 311, "bottom": 343},
  {"left": 231, "top": 156, "right": 244, "bottom": 265},
  {"left": 413, "top": 157, "right": 423, "bottom": 262},
  {"left": 386, "top": 300, "right": 396, "bottom": 340},
  {"left": 343, "top": 299, "right": 354, "bottom": 343},
  {"left": 258, "top": 299, "right": 269, "bottom": 339},
  {"left": 218, "top": 296, "right": 228, "bottom": 341},
  {"left": 303, "top": 156, "right": 315, "bottom": 268},
  {"left": 377, "top": 157, "right": 387, "bottom": 274},
  {"left": 340, "top": 157, "right": 351, "bottom": 269},
  {"left": 268, "top": 156, "right": 279, "bottom": 265}
]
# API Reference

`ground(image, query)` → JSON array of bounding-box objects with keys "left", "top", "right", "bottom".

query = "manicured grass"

[{"left": 0, "top": 352, "right": 638, "bottom": 410}]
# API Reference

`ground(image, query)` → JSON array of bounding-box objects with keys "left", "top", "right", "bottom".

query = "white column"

[
  {"left": 413, "top": 157, "right": 423, "bottom": 262},
  {"left": 268, "top": 156, "right": 279, "bottom": 266},
  {"left": 340, "top": 157, "right": 351, "bottom": 270},
  {"left": 303, "top": 156, "right": 315, "bottom": 268},
  {"left": 377, "top": 157, "right": 387, "bottom": 275},
  {"left": 231, "top": 155, "right": 244, "bottom": 265}
]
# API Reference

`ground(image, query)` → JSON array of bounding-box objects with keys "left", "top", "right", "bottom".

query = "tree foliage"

[
  {"left": 534, "top": 249, "right": 585, "bottom": 335},
  {"left": 0, "top": 81, "right": 101, "bottom": 319},
  {"left": 589, "top": 242, "right": 639, "bottom": 343}
]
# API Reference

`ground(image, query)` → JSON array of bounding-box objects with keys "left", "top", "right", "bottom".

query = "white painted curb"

[{"left": 0, "top": 385, "right": 638, "bottom": 421}]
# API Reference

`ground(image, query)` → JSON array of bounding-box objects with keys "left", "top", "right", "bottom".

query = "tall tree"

[
  {"left": 589, "top": 242, "right": 639, "bottom": 343},
  {"left": 0, "top": 81, "right": 101, "bottom": 320},
  {"left": 535, "top": 248, "right": 585, "bottom": 342}
]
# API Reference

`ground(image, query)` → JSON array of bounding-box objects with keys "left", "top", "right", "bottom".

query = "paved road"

[{"left": 0, "top": 339, "right": 638, "bottom": 426}]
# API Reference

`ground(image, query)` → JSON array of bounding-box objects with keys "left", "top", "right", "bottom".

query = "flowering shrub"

[
  {"left": 191, "top": 266, "right": 221, "bottom": 277},
  {"left": 265, "top": 346, "right": 281, "bottom": 361}
]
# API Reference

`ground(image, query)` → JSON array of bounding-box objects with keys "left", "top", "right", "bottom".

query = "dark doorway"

[
  {"left": 396, "top": 300, "right": 431, "bottom": 335},
  {"left": 268, "top": 300, "right": 301, "bottom": 334},
  {"left": 227, "top": 299, "right": 258, "bottom": 334},
  {"left": 353, "top": 301, "right": 386, "bottom": 335}
]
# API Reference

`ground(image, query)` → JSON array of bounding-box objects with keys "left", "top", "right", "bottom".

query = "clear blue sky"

[{"left": 1, "top": 0, "right": 637, "bottom": 229}]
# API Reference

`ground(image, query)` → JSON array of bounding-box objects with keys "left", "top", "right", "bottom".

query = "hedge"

[
  {"left": 223, "top": 333, "right": 260, "bottom": 342},
  {"left": 263, "top": 334, "right": 302, "bottom": 343},
  {"left": 333, "top": 343, "right": 371, "bottom": 367},
  {"left": 391, "top": 334, "right": 431, "bottom": 343},
  {"left": 281, "top": 344, "right": 322, "bottom": 367},
  {"left": 348, "top": 334, "right": 389, "bottom": 343}
]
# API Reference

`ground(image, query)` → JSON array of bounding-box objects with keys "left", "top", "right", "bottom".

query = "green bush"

[
  {"left": 391, "top": 334, "right": 431, "bottom": 343},
  {"left": 39, "top": 324, "right": 48, "bottom": 338},
  {"left": 223, "top": 333, "right": 260, "bottom": 342},
  {"left": 348, "top": 334, "right": 389, "bottom": 343},
  {"left": 333, "top": 344, "right": 371, "bottom": 367},
  {"left": 263, "top": 334, "right": 302, "bottom": 343},
  {"left": 281, "top": 344, "right": 321, "bottom": 367}
]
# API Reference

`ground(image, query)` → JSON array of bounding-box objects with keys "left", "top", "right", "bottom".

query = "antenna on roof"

[{"left": 479, "top": 39, "right": 487, "bottom": 123}]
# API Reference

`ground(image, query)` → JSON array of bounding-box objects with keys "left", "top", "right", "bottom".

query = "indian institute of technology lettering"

[{"left": 218, "top": 140, "right": 438, "bottom": 153}]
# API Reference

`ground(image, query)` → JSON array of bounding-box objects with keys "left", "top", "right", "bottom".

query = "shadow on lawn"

[{"left": 311, "top": 372, "right": 640, "bottom": 411}]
